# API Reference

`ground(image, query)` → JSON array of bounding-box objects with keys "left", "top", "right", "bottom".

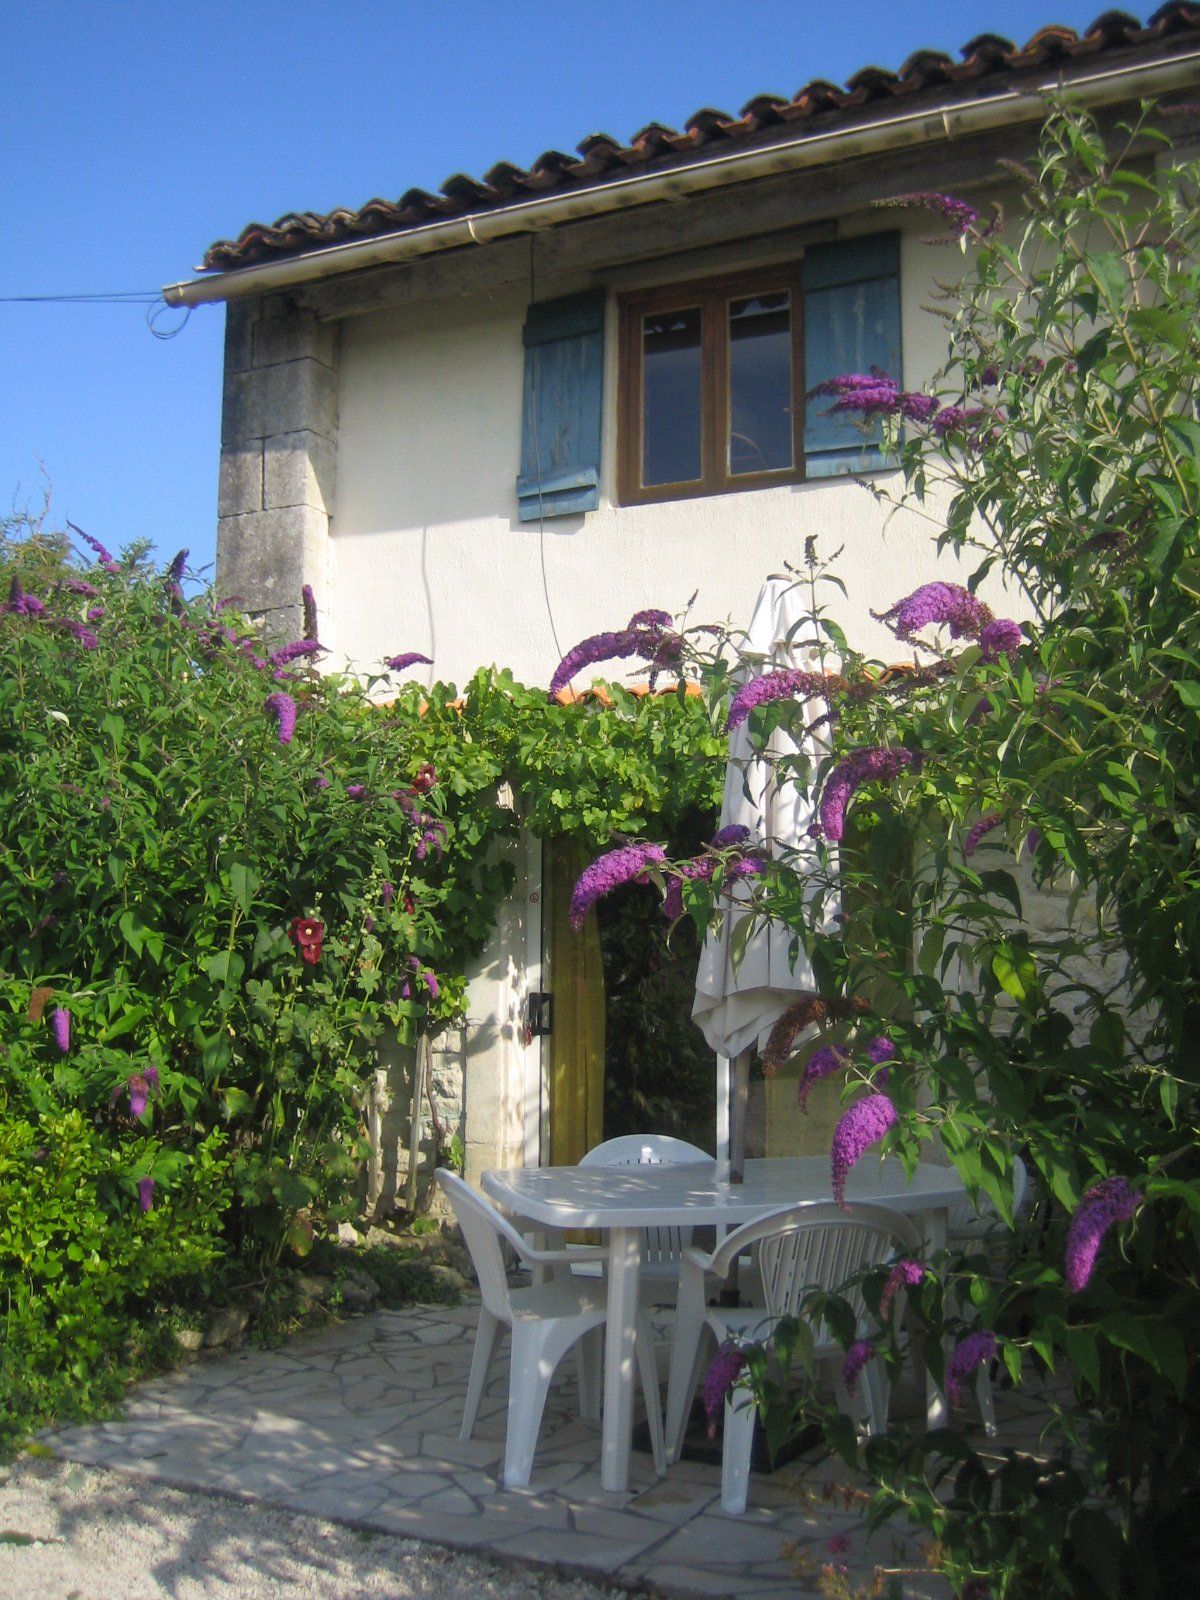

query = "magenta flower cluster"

[
  {"left": 800, "top": 1033, "right": 896, "bottom": 1108},
  {"left": 979, "top": 618, "right": 1025, "bottom": 663},
  {"left": 726, "top": 669, "right": 826, "bottom": 732},
  {"left": 831, "top": 1093, "right": 897, "bottom": 1208},
  {"left": 263, "top": 692, "right": 298, "bottom": 745},
  {"left": 1064, "top": 1176, "right": 1140, "bottom": 1294},
  {"left": 549, "top": 610, "right": 682, "bottom": 699},
  {"left": 569, "top": 842, "right": 667, "bottom": 930},
  {"left": 269, "top": 639, "right": 325, "bottom": 670},
  {"left": 879, "top": 1259, "right": 927, "bottom": 1319},
  {"left": 808, "top": 372, "right": 939, "bottom": 423},
  {"left": 819, "top": 748, "right": 917, "bottom": 843},
  {"left": 878, "top": 582, "right": 989, "bottom": 643},
  {"left": 385, "top": 652, "right": 433, "bottom": 673},
  {"left": 945, "top": 1331, "right": 996, "bottom": 1405},
  {"left": 702, "top": 1342, "right": 747, "bottom": 1421},
  {"left": 841, "top": 1338, "right": 874, "bottom": 1396},
  {"left": 889, "top": 191, "right": 982, "bottom": 237},
  {"left": 50, "top": 1006, "right": 71, "bottom": 1054},
  {"left": 963, "top": 812, "right": 1002, "bottom": 857}
]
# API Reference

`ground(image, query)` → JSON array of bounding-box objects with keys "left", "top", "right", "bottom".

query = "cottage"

[{"left": 164, "top": 6, "right": 1200, "bottom": 1195}]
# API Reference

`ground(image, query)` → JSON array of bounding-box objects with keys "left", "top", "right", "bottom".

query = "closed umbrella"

[{"left": 692, "top": 575, "right": 833, "bottom": 1178}]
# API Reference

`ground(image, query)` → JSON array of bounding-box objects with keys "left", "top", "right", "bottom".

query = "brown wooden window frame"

[{"left": 617, "top": 264, "right": 806, "bottom": 506}]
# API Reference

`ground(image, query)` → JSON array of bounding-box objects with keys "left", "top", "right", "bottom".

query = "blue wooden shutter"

[
  {"left": 516, "top": 290, "right": 605, "bottom": 521},
  {"left": 802, "top": 232, "right": 901, "bottom": 478}
]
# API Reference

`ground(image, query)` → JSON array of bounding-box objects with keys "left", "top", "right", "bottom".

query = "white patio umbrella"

[{"left": 692, "top": 575, "right": 834, "bottom": 1179}]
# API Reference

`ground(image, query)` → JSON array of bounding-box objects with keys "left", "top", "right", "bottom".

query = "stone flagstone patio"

[{"left": 38, "top": 1297, "right": 1048, "bottom": 1597}]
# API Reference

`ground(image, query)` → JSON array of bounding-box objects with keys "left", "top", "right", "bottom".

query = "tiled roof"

[{"left": 200, "top": 5, "right": 1200, "bottom": 273}]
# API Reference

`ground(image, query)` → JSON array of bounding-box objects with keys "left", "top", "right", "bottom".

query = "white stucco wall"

[{"left": 327, "top": 217, "right": 1005, "bottom": 691}]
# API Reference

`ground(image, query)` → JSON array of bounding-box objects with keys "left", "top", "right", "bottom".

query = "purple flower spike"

[
  {"left": 69, "top": 523, "right": 119, "bottom": 572},
  {"left": 60, "top": 577, "right": 101, "bottom": 598},
  {"left": 726, "top": 669, "right": 826, "bottom": 732},
  {"left": 312, "top": 773, "right": 330, "bottom": 791},
  {"left": 569, "top": 842, "right": 667, "bottom": 931},
  {"left": 269, "top": 639, "right": 325, "bottom": 668},
  {"left": 87, "top": 605, "right": 105, "bottom": 623},
  {"left": 946, "top": 1331, "right": 997, "bottom": 1405},
  {"left": 549, "top": 610, "right": 681, "bottom": 698},
  {"left": 979, "top": 618, "right": 1025, "bottom": 662},
  {"left": 345, "top": 784, "right": 367, "bottom": 800},
  {"left": 384, "top": 652, "right": 433, "bottom": 673},
  {"left": 301, "top": 583, "right": 319, "bottom": 642},
  {"left": 819, "top": 747, "right": 918, "bottom": 843},
  {"left": 841, "top": 1339, "right": 874, "bottom": 1396},
  {"left": 1064, "top": 1176, "right": 1140, "bottom": 1294},
  {"left": 127, "top": 1073, "right": 152, "bottom": 1118},
  {"left": 381, "top": 880, "right": 394, "bottom": 907},
  {"left": 877, "top": 582, "right": 990, "bottom": 644},
  {"left": 662, "top": 859, "right": 714, "bottom": 922},
  {"left": 166, "top": 548, "right": 188, "bottom": 584},
  {"left": 50, "top": 1006, "right": 71, "bottom": 1054},
  {"left": 889, "top": 191, "right": 982, "bottom": 238},
  {"left": 702, "top": 1342, "right": 747, "bottom": 1422},
  {"left": 964, "top": 812, "right": 1002, "bottom": 857},
  {"left": 808, "top": 372, "right": 938, "bottom": 423},
  {"left": 137, "top": 1177, "right": 155, "bottom": 1212},
  {"left": 879, "top": 1259, "right": 926, "bottom": 1319},
  {"left": 263, "top": 692, "right": 297, "bottom": 745},
  {"left": 866, "top": 1037, "right": 895, "bottom": 1065},
  {"left": 797, "top": 1044, "right": 850, "bottom": 1111},
  {"left": 831, "top": 1094, "right": 897, "bottom": 1209},
  {"left": 709, "top": 823, "right": 752, "bottom": 849}
]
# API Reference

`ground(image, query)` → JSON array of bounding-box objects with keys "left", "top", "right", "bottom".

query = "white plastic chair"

[
  {"left": 435, "top": 1168, "right": 666, "bottom": 1488},
  {"left": 576, "top": 1135, "right": 711, "bottom": 1300},
  {"left": 946, "top": 1155, "right": 1029, "bottom": 1437},
  {"left": 664, "top": 1200, "right": 922, "bottom": 1514}
]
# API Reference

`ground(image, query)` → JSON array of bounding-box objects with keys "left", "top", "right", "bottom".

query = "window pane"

[
  {"left": 642, "top": 307, "right": 702, "bottom": 486},
  {"left": 728, "top": 292, "right": 792, "bottom": 475}
]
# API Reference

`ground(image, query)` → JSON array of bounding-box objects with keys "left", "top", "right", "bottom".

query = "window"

[{"left": 616, "top": 233, "right": 901, "bottom": 505}]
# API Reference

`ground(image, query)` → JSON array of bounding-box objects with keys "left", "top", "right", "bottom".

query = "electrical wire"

[
  {"left": 528, "top": 233, "right": 565, "bottom": 665},
  {"left": 0, "top": 288, "right": 193, "bottom": 339}
]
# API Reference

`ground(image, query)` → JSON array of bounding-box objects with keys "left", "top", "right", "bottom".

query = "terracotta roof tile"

[{"left": 199, "top": 4, "right": 1200, "bottom": 273}]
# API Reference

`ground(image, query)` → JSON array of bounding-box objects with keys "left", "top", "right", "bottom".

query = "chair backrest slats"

[{"left": 580, "top": 1135, "right": 710, "bottom": 1267}]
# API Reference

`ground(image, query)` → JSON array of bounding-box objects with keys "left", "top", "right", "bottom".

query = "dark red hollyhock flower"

[
  {"left": 412, "top": 764, "right": 438, "bottom": 794},
  {"left": 289, "top": 916, "right": 324, "bottom": 965}
]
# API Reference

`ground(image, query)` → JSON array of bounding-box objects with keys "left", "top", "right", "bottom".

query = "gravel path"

[{"left": 0, "top": 1458, "right": 632, "bottom": 1600}]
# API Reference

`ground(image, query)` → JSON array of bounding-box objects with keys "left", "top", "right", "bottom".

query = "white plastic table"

[{"left": 482, "top": 1155, "right": 967, "bottom": 1492}]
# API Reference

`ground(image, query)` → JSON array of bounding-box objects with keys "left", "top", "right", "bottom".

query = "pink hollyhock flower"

[
  {"left": 50, "top": 1006, "right": 70, "bottom": 1053},
  {"left": 841, "top": 1338, "right": 874, "bottom": 1396},
  {"left": 384, "top": 651, "right": 432, "bottom": 672},
  {"left": 1064, "top": 1176, "right": 1140, "bottom": 1294},
  {"left": 569, "top": 843, "right": 667, "bottom": 931},
  {"left": 831, "top": 1094, "right": 897, "bottom": 1208},
  {"left": 725, "top": 669, "right": 826, "bottom": 732},
  {"left": 263, "top": 692, "right": 297, "bottom": 745},
  {"left": 819, "top": 748, "right": 918, "bottom": 843},
  {"left": 945, "top": 1331, "right": 996, "bottom": 1405},
  {"left": 288, "top": 917, "right": 324, "bottom": 965},
  {"left": 411, "top": 764, "right": 438, "bottom": 794}
]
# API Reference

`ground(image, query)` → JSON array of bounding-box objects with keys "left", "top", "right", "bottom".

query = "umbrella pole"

[{"left": 729, "top": 1049, "right": 752, "bottom": 1184}]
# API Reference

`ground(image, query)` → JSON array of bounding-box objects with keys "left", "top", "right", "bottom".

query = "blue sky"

[{"left": 2, "top": 0, "right": 1123, "bottom": 578}]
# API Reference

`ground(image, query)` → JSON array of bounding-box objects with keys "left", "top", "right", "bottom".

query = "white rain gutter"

[{"left": 163, "top": 50, "right": 1200, "bottom": 308}]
